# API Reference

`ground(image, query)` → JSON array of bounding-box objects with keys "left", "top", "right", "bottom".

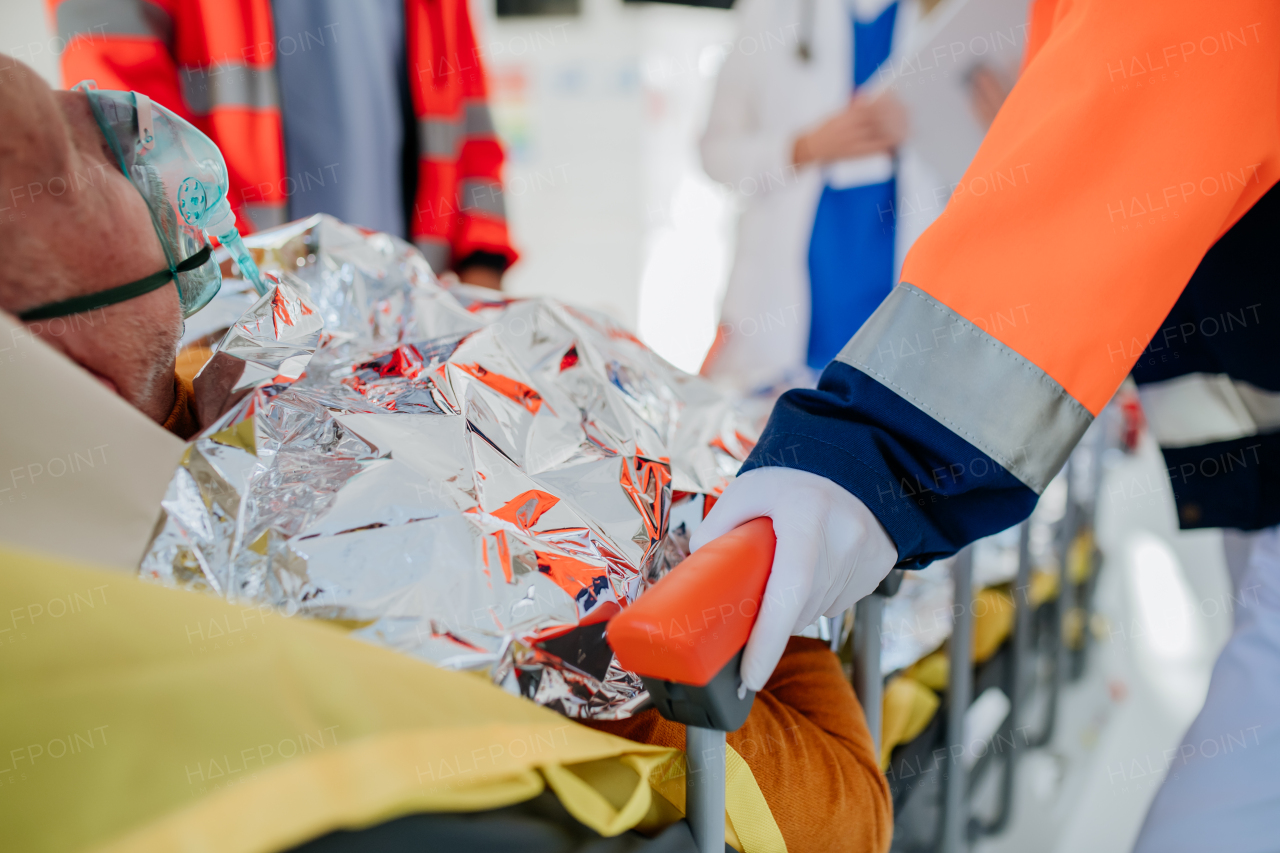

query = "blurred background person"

[
  {"left": 48, "top": 0, "right": 516, "bottom": 289},
  {"left": 698, "top": 0, "right": 944, "bottom": 394}
]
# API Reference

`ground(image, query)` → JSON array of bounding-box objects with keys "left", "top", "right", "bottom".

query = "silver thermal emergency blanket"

[{"left": 141, "top": 215, "right": 757, "bottom": 719}]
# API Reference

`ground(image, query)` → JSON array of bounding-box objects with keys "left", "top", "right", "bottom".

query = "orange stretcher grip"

[{"left": 607, "top": 517, "right": 775, "bottom": 687}]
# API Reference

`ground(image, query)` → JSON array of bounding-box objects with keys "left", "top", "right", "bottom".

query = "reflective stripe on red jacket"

[{"left": 49, "top": 0, "right": 516, "bottom": 272}]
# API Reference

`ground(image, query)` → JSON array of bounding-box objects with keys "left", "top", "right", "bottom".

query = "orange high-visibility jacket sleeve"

[
  {"left": 1020, "top": 0, "right": 1061, "bottom": 72},
  {"left": 905, "top": 0, "right": 1280, "bottom": 416},
  {"left": 741, "top": 1, "right": 1280, "bottom": 566}
]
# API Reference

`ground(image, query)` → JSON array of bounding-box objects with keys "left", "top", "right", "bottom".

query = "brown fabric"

[
  {"left": 175, "top": 342, "right": 214, "bottom": 386},
  {"left": 586, "top": 638, "right": 892, "bottom": 853},
  {"left": 162, "top": 374, "right": 200, "bottom": 440}
]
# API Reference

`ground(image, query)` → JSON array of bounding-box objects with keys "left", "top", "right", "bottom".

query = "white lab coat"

[{"left": 700, "top": 0, "right": 942, "bottom": 393}]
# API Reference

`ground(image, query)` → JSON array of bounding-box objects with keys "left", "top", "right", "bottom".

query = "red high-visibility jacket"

[
  {"left": 49, "top": 0, "right": 517, "bottom": 274},
  {"left": 741, "top": 0, "right": 1280, "bottom": 565}
]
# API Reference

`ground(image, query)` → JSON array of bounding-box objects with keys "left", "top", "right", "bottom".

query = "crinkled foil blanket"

[{"left": 141, "top": 214, "right": 757, "bottom": 719}]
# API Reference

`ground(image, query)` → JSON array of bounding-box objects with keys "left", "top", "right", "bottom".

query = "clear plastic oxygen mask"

[
  {"left": 82, "top": 84, "right": 270, "bottom": 299},
  {"left": 17, "top": 84, "right": 270, "bottom": 324}
]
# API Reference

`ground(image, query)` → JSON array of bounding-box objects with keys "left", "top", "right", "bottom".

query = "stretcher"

[
  {"left": 602, "top": 435, "right": 1110, "bottom": 853},
  {"left": 609, "top": 518, "right": 777, "bottom": 853},
  {"left": 881, "top": 418, "right": 1112, "bottom": 853},
  {"left": 825, "top": 415, "right": 1113, "bottom": 852}
]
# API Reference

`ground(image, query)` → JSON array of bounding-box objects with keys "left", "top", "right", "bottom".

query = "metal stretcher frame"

[
  {"left": 853, "top": 412, "right": 1116, "bottom": 851},
  {"left": 852, "top": 568, "right": 904, "bottom": 756},
  {"left": 946, "top": 415, "right": 1114, "bottom": 850},
  {"left": 940, "top": 545, "right": 975, "bottom": 853},
  {"left": 948, "top": 470, "right": 1089, "bottom": 848},
  {"left": 853, "top": 597, "right": 885, "bottom": 757},
  {"left": 967, "top": 522, "right": 1030, "bottom": 838}
]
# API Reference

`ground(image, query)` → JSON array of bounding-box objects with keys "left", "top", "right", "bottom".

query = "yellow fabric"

[
  {"left": 558, "top": 756, "right": 688, "bottom": 838},
  {"left": 883, "top": 581, "right": 1044, "bottom": 767},
  {"left": 878, "top": 676, "right": 939, "bottom": 770},
  {"left": 898, "top": 583, "right": 1023, "bottom": 696},
  {"left": 1063, "top": 530, "right": 1097, "bottom": 650},
  {"left": 724, "top": 746, "right": 787, "bottom": 853},
  {"left": 1063, "top": 606, "right": 1086, "bottom": 650},
  {"left": 645, "top": 746, "right": 786, "bottom": 853},
  {"left": 1068, "top": 529, "right": 1095, "bottom": 585},
  {"left": 905, "top": 650, "right": 949, "bottom": 692},
  {"left": 1028, "top": 568, "right": 1060, "bottom": 608},
  {"left": 0, "top": 545, "right": 695, "bottom": 853},
  {"left": 971, "top": 588, "right": 1015, "bottom": 664},
  {"left": 541, "top": 754, "right": 672, "bottom": 838}
]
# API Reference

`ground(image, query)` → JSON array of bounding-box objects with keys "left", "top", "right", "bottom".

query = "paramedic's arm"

[
  {"left": 742, "top": 0, "right": 1280, "bottom": 561},
  {"left": 587, "top": 638, "right": 892, "bottom": 853},
  {"left": 703, "top": 0, "right": 1280, "bottom": 687}
]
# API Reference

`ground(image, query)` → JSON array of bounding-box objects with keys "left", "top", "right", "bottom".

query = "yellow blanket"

[{"left": 0, "top": 545, "right": 774, "bottom": 852}]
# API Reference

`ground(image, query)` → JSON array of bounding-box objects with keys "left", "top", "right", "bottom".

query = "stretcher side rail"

[
  {"left": 608, "top": 518, "right": 776, "bottom": 853},
  {"left": 966, "top": 521, "right": 1030, "bottom": 839},
  {"left": 940, "top": 412, "right": 1117, "bottom": 850},
  {"left": 939, "top": 546, "right": 975, "bottom": 853},
  {"left": 851, "top": 568, "right": 905, "bottom": 757}
]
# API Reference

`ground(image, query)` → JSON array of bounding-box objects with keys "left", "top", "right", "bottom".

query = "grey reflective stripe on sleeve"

[
  {"left": 179, "top": 63, "right": 280, "bottom": 116},
  {"left": 458, "top": 179, "right": 506, "bottom": 218},
  {"left": 56, "top": 0, "right": 172, "bottom": 43},
  {"left": 836, "top": 282, "right": 1093, "bottom": 494},
  {"left": 419, "top": 117, "right": 461, "bottom": 158},
  {"left": 244, "top": 202, "right": 287, "bottom": 232},
  {"left": 464, "top": 101, "right": 495, "bottom": 137},
  {"left": 414, "top": 237, "right": 451, "bottom": 273}
]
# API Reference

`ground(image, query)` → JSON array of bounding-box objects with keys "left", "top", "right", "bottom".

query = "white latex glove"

[{"left": 690, "top": 467, "right": 898, "bottom": 691}]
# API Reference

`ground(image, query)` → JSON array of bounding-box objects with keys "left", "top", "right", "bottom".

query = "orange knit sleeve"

[
  {"left": 162, "top": 374, "right": 201, "bottom": 440},
  {"left": 586, "top": 637, "right": 892, "bottom": 853}
]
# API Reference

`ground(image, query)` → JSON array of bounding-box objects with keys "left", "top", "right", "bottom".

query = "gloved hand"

[{"left": 690, "top": 467, "right": 898, "bottom": 691}]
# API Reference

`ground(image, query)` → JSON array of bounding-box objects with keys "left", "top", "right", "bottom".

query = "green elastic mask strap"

[{"left": 18, "top": 246, "right": 212, "bottom": 322}]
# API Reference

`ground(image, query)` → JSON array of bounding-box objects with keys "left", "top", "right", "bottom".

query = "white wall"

[
  {"left": 1, "top": 1, "right": 61, "bottom": 86},
  {"left": 476, "top": 0, "right": 736, "bottom": 372},
  {"left": 634, "top": 6, "right": 737, "bottom": 373}
]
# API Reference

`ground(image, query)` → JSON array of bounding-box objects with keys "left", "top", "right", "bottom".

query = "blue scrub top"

[{"left": 805, "top": 2, "right": 898, "bottom": 371}]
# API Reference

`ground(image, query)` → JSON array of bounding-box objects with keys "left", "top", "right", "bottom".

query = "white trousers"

[{"left": 1133, "top": 524, "right": 1280, "bottom": 853}]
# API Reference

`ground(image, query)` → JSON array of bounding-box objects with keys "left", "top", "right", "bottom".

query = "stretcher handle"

[
  {"left": 609, "top": 518, "right": 774, "bottom": 853},
  {"left": 608, "top": 517, "right": 775, "bottom": 688}
]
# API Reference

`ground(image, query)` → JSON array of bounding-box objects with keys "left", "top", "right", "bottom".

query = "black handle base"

[{"left": 640, "top": 649, "right": 756, "bottom": 732}]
